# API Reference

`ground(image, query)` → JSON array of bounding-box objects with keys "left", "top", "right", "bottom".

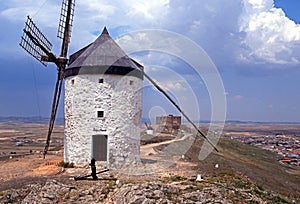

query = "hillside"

[
  {"left": 0, "top": 120, "right": 299, "bottom": 203},
  {"left": 185, "top": 137, "right": 300, "bottom": 201}
]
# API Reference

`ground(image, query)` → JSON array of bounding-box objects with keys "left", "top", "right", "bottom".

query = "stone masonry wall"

[{"left": 64, "top": 74, "right": 142, "bottom": 167}]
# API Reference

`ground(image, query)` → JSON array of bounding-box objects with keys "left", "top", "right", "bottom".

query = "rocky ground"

[
  {"left": 0, "top": 152, "right": 295, "bottom": 204},
  {"left": 0, "top": 173, "right": 288, "bottom": 204}
]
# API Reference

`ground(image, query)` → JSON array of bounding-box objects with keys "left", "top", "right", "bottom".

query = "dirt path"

[
  {"left": 140, "top": 134, "right": 192, "bottom": 157},
  {"left": 116, "top": 134, "right": 197, "bottom": 175}
]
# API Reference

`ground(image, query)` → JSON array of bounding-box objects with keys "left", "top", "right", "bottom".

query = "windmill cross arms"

[
  {"left": 22, "top": 29, "right": 54, "bottom": 60},
  {"left": 23, "top": 29, "right": 67, "bottom": 67},
  {"left": 41, "top": 55, "right": 68, "bottom": 68}
]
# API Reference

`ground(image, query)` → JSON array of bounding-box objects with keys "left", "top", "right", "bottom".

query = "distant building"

[
  {"left": 156, "top": 115, "right": 181, "bottom": 133},
  {"left": 146, "top": 127, "right": 154, "bottom": 135}
]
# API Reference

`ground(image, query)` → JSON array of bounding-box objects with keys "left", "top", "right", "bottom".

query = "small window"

[
  {"left": 99, "top": 78, "right": 104, "bottom": 83},
  {"left": 71, "top": 79, "right": 75, "bottom": 85},
  {"left": 129, "top": 80, "right": 134, "bottom": 85},
  {"left": 97, "top": 111, "right": 104, "bottom": 118}
]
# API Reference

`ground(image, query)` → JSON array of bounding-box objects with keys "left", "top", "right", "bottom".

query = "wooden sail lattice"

[
  {"left": 20, "top": 0, "right": 75, "bottom": 158},
  {"left": 20, "top": 16, "right": 53, "bottom": 66},
  {"left": 58, "top": 0, "right": 75, "bottom": 41}
]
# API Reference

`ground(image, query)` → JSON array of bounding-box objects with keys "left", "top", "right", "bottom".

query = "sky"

[{"left": 0, "top": 0, "right": 300, "bottom": 123}]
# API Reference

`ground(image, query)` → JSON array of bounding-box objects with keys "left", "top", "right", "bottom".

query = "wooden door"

[{"left": 92, "top": 135, "right": 107, "bottom": 161}]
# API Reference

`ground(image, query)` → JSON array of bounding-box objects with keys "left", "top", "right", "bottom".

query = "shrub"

[{"left": 57, "top": 161, "right": 74, "bottom": 168}]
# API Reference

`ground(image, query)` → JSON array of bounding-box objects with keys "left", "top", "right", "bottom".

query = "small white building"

[
  {"left": 64, "top": 27, "right": 143, "bottom": 167},
  {"left": 146, "top": 128, "right": 154, "bottom": 135}
]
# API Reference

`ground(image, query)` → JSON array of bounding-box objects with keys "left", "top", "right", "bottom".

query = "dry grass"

[{"left": 185, "top": 137, "right": 300, "bottom": 202}]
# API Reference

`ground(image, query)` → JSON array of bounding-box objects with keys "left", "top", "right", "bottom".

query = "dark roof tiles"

[{"left": 67, "top": 27, "right": 140, "bottom": 70}]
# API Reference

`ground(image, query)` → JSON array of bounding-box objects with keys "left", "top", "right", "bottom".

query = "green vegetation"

[
  {"left": 162, "top": 175, "right": 184, "bottom": 182},
  {"left": 0, "top": 191, "right": 5, "bottom": 197}
]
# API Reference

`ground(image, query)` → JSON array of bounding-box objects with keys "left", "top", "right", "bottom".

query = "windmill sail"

[
  {"left": 58, "top": 0, "right": 75, "bottom": 42},
  {"left": 58, "top": 0, "right": 75, "bottom": 58},
  {"left": 20, "top": 16, "right": 53, "bottom": 66},
  {"left": 19, "top": 0, "right": 75, "bottom": 158}
]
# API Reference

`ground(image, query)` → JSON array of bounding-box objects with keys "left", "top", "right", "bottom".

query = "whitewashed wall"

[{"left": 64, "top": 74, "right": 142, "bottom": 167}]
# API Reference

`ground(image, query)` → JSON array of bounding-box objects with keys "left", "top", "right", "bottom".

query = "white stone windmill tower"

[{"left": 64, "top": 27, "right": 143, "bottom": 166}]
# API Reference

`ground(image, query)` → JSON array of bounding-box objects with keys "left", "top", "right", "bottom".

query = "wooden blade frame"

[
  {"left": 20, "top": 16, "right": 53, "bottom": 66},
  {"left": 58, "top": 0, "right": 75, "bottom": 42},
  {"left": 58, "top": 0, "right": 75, "bottom": 58}
]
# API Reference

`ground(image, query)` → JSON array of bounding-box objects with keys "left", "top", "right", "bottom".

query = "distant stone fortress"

[{"left": 156, "top": 115, "right": 181, "bottom": 134}]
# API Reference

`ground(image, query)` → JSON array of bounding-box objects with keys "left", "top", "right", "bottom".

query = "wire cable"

[
  {"left": 32, "top": 0, "right": 50, "bottom": 18},
  {"left": 31, "top": 59, "right": 42, "bottom": 118}
]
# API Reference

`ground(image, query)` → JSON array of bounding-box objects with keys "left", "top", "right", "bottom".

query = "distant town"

[{"left": 226, "top": 133, "right": 300, "bottom": 167}]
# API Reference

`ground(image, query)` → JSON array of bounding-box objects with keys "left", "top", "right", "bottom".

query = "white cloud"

[
  {"left": 0, "top": 1, "right": 60, "bottom": 27},
  {"left": 144, "top": 65, "right": 187, "bottom": 91},
  {"left": 163, "top": 81, "right": 186, "bottom": 92},
  {"left": 247, "top": 0, "right": 271, "bottom": 10},
  {"left": 239, "top": 0, "right": 300, "bottom": 64},
  {"left": 126, "top": 0, "right": 169, "bottom": 20},
  {"left": 78, "top": 1, "right": 116, "bottom": 20},
  {"left": 1, "top": 0, "right": 300, "bottom": 68}
]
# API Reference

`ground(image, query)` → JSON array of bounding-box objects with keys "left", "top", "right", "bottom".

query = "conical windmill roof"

[{"left": 65, "top": 27, "right": 143, "bottom": 79}]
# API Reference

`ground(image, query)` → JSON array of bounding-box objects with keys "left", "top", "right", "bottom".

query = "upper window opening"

[
  {"left": 97, "top": 111, "right": 104, "bottom": 118},
  {"left": 99, "top": 78, "right": 104, "bottom": 83}
]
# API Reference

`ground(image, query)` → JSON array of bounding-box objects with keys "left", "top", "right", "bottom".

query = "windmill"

[
  {"left": 20, "top": 0, "right": 217, "bottom": 166},
  {"left": 19, "top": 0, "right": 75, "bottom": 158}
]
